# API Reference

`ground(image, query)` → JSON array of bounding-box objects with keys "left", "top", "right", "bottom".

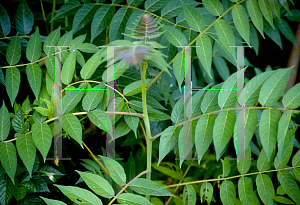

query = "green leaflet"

[
  {"left": 0, "top": 141, "right": 17, "bottom": 184},
  {"left": 237, "top": 146, "right": 251, "bottom": 174},
  {"left": 62, "top": 50, "right": 76, "bottom": 85},
  {"left": 233, "top": 109, "right": 257, "bottom": 154},
  {"left": 16, "top": 133, "right": 36, "bottom": 177},
  {"left": 279, "top": 0, "right": 291, "bottom": 13},
  {"left": 125, "top": 152, "right": 136, "bottom": 181},
  {"left": 249, "top": 23, "right": 260, "bottom": 56},
  {"left": 22, "top": 96, "right": 31, "bottom": 115},
  {"left": 183, "top": 4, "right": 205, "bottom": 32},
  {"left": 123, "top": 79, "right": 153, "bottom": 96},
  {"left": 171, "top": 96, "right": 184, "bottom": 125},
  {"left": 124, "top": 107, "right": 139, "bottom": 138},
  {"left": 62, "top": 113, "right": 82, "bottom": 148},
  {"left": 258, "top": 67, "right": 293, "bottom": 106},
  {"left": 88, "top": 109, "right": 110, "bottom": 134},
  {"left": 277, "top": 170, "right": 300, "bottom": 204},
  {"left": 152, "top": 162, "right": 183, "bottom": 180},
  {"left": 187, "top": 86, "right": 207, "bottom": 119},
  {"left": 268, "top": 0, "right": 280, "bottom": 19},
  {"left": 114, "top": 120, "right": 131, "bottom": 139},
  {"left": 220, "top": 180, "right": 236, "bottom": 205},
  {"left": 75, "top": 170, "right": 114, "bottom": 198},
  {"left": 127, "top": 0, "right": 144, "bottom": 7},
  {"left": 0, "top": 4, "right": 11, "bottom": 37},
  {"left": 161, "top": 0, "right": 199, "bottom": 19},
  {"left": 6, "top": 34, "right": 21, "bottom": 66},
  {"left": 173, "top": 52, "right": 185, "bottom": 92},
  {"left": 275, "top": 18, "right": 296, "bottom": 46},
  {"left": 259, "top": 108, "right": 280, "bottom": 162},
  {"left": 201, "top": 83, "right": 223, "bottom": 114},
  {"left": 277, "top": 111, "right": 293, "bottom": 161},
  {"left": 5, "top": 67, "right": 21, "bottom": 107},
  {"left": 221, "top": 156, "right": 230, "bottom": 177},
  {"left": 202, "top": 0, "right": 223, "bottom": 16},
  {"left": 0, "top": 66, "right": 5, "bottom": 86},
  {"left": 200, "top": 182, "right": 213, "bottom": 205},
  {"left": 45, "top": 55, "right": 55, "bottom": 80},
  {"left": 274, "top": 196, "right": 295, "bottom": 205},
  {"left": 246, "top": 0, "right": 264, "bottom": 38},
  {"left": 232, "top": 4, "right": 250, "bottom": 46},
  {"left": 282, "top": 82, "right": 300, "bottom": 109},
  {"left": 54, "top": 185, "right": 103, "bottom": 205},
  {"left": 26, "top": 63, "right": 42, "bottom": 99},
  {"left": 264, "top": 19, "right": 282, "bottom": 49},
  {"left": 43, "top": 26, "right": 61, "bottom": 55},
  {"left": 129, "top": 178, "right": 173, "bottom": 196},
  {"left": 62, "top": 85, "right": 86, "bottom": 114},
  {"left": 239, "top": 70, "right": 274, "bottom": 106},
  {"left": 292, "top": 150, "right": 300, "bottom": 182},
  {"left": 163, "top": 25, "right": 188, "bottom": 47},
  {"left": 15, "top": 0, "right": 34, "bottom": 35},
  {"left": 144, "top": 0, "right": 169, "bottom": 12},
  {"left": 258, "top": 0, "right": 274, "bottom": 29},
  {"left": 196, "top": 34, "right": 212, "bottom": 79},
  {"left": 82, "top": 83, "right": 105, "bottom": 112},
  {"left": 77, "top": 43, "right": 99, "bottom": 53},
  {"left": 0, "top": 101, "right": 10, "bottom": 141},
  {"left": 109, "top": 7, "right": 133, "bottom": 42},
  {"left": 213, "top": 56, "right": 230, "bottom": 81},
  {"left": 58, "top": 31, "right": 73, "bottom": 47},
  {"left": 213, "top": 110, "right": 236, "bottom": 160},
  {"left": 32, "top": 122, "right": 52, "bottom": 162},
  {"left": 183, "top": 185, "right": 196, "bottom": 205},
  {"left": 100, "top": 155, "right": 126, "bottom": 186},
  {"left": 72, "top": 3, "right": 98, "bottom": 35},
  {"left": 238, "top": 177, "right": 253, "bottom": 205},
  {"left": 158, "top": 126, "right": 180, "bottom": 165},
  {"left": 107, "top": 97, "right": 125, "bottom": 123},
  {"left": 26, "top": 28, "right": 42, "bottom": 63},
  {"left": 52, "top": 0, "right": 81, "bottom": 21},
  {"left": 218, "top": 72, "right": 237, "bottom": 109},
  {"left": 214, "top": 19, "right": 236, "bottom": 61},
  {"left": 195, "top": 114, "right": 216, "bottom": 164},
  {"left": 117, "top": 193, "right": 153, "bottom": 205},
  {"left": 256, "top": 174, "right": 275, "bottom": 205},
  {"left": 40, "top": 197, "right": 67, "bottom": 205},
  {"left": 80, "top": 49, "right": 106, "bottom": 80},
  {"left": 257, "top": 147, "right": 275, "bottom": 171},
  {"left": 179, "top": 121, "right": 196, "bottom": 167}
]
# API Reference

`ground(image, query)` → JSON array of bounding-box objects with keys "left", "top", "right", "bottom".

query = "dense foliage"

[{"left": 0, "top": 0, "right": 300, "bottom": 204}]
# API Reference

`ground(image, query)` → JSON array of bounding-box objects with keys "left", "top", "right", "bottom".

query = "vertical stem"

[
  {"left": 65, "top": 0, "right": 69, "bottom": 29},
  {"left": 51, "top": 0, "right": 56, "bottom": 32},
  {"left": 140, "top": 61, "right": 152, "bottom": 200}
]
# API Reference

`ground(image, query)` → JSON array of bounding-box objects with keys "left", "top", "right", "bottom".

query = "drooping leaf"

[
  {"left": 0, "top": 4, "right": 11, "bottom": 37},
  {"left": 163, "top": 25, "right": 188, "bottom": 47},
  {"left": 220, "top": 180, "right": 236, "bottom": 205},
  {"left": 179, "top": 121, "right": 196, "bottom": 167},
  {"left": 0, "top": 101, "right": 10, "bottom": 141},
  {"left": 51, "top": 0, "right": 81, "bottom": 21},
  {"left": 62, "top": 50, "right": 76, "bottom": 85},
  {"left": 54, "top": 185, "right": 103, "bottom": 205},
  {"left": 43, "top": 26, "right": 61, "bottom": 55},
  {"left": 282, "top": 82, "right": 300, "bottom": 109},
  {"left": 232, "top": 4, "right": 250, "bottom": 46},
  {"left": 72, "top": 3, "right": 98, "bottom": 35},
  {"left": 15, "top": 0, "right": 34, "bottom": 35},
  {"left": 5, "top": 67, "right": 21, "bottom": 107},
  {"left": 256, "top": 174, "right": 275, "bottom": 205},
  {"left": 117, "top": 193, "right": 152, "bottom": 205},
  {"left": 247, "top": 0, "right": 264, "bottom": 37},
  {"left": 75, "top": 170, "right": 114, "bottom": 198},
  {"left": 258, "top": 0, "right": 275, "bottom": 29},
  {"left": 0, "top": 142, "right": 17, "bottom": 184},
  {"left": 202, "top": 0, "right": 223, "bottom": 16},
  {"left": 32, "top": 122, "right": 52, "bottom": 161},
  {"left": 62, "top": 113, "right": 82, "bottom": 148},
  {"left": 100, "top": 155, "right": 126, "bottom": 186},
  {"left": 62, "top": 85, "right": 86, "bottom": 114},
  {"left": 258, "top": 67, "right": 293, "bottom": 106},
  {"left": 129, "top": 178, "right": 173, "bottom": 196},
  {"left": 196, "top": 34, "right": 212, "bottom": 79},
  {"left": 6, "top": 34, "right": 21, "bottom": 66},
  {"left": 182, "top": 4, "right": 205, "bottom": 32},
  {"left": 183, "top": 185, "right": 196, "bottom": 205},
  {"left": 238, "top": 177, "right": 253, "bottom": 205},
  {"left": 277, "top": 170, "right": 300, "bottom": 204},
  {"left": 26, "top": 63, "right": 42, "bottom": 99},
  {"left": 213, "top": 110, "right": 236, "bottom": 160},
  {"left": 16, "top": 133, "right": 36, "bottom": 177}
]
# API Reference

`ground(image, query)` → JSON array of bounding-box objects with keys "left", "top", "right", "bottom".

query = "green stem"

[
  {"left": 51, "top": 0, "right": 56, "bottom": 32},
  {"left": 140, "top": 61, "right": 152, "bottom": 200}
]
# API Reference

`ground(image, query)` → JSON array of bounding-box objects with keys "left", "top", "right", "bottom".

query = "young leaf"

[
  {"left": 123, "top": 79, "right": 153, "bottom": 96},
  {"left": 275, "top": 18, "right": 296, "bottom": 46},
  {"left": 129, "top": 178, "right": 174, "bottom": 196},
  {"left": 195, "top": 114, "right": 216, "bottom": 164},
  {"left": 26, "top": 28, "right": 42, "bottom": 62},
  {"left": 144, "top": 0, "right": 169, "bottom": 12},
  {"left": 62, "top": 50, "right": 76, "bottom": 85},
  {"left": 40, "top": 197, "right": 67, "bottom": 205},
  {"left": 51, "top": 0, "right": 81, "bottom": 21},
  {"left": 43, "top": 27, "right": 61, "bottom": 55},
  {"left": 158, "top": 126, "right": 180, "bottom": 165},
  {"left": 213, "top": 110, "right": 236, "bottom": 160},
  {"left": 0, "top": 4, "right": 11, "bottom": 37},
  {"left": 256, "top": 174, "right": 275, "bottom": 205},
  {"left": 62, "top": 113, "right": 82, "bottom": 148},
  {"left": 32, "top": 122, "right": 52, "bottom": 161},
  {"left": 238, "top": 177, "right": 253, "bottom": 205},
  {"left": 109, "top": 7, "right": 133, "bottom": 42},
  {"left": 183, "top": 4, "right": 205, "bottom": 32},
  {"left": 196, "top": 34, "right": 212, "bottom": 79},
  {"left": 218, "top": 72, "right": 237, "bottom": 109},
  {"left": 232, "top": 4, "right": 250, "bottom": 46},
  {"left": 117, "top": 193, "right": 153, "bottom": 205},
  {"left": 247, "top": 0, "right": 264, "bottom": 37},
  {"left": 220, "top": 180, "right": 236, "bottom": 205},
  {"left": 16, "top": 134, "right": 36, "bottom": 177},
  {"left": 282, "top": 82, "right": 300, "bottom": 109},
  {"left": 75, "top": 170, "right": 114, "bottom": 198},
  {"left": 80, "top": 49, "right": 106, "bottom": 80},
  {"left": 258, "top": 67, "right": 293, "bottom": 107},
  {"left": 15, "top": 0, "right": 34, "bottom": 35},
  {"left": 200, "top": 182, "right": 213, "bottom": 205},
  {"left": 277, "top": 170, "right": 300, "bottom": 204},
  {"left": 26, "top": 63, "right": 42, "bottom": 100},
  {"left": 100, "top": 155, "right": 126, "bottom": 186},
  {"left": 163, "top": 25, "right": 188, "bottom": 47},
  {"left": 258, "top": 0, "right": 274, "bottom": 29},
  {"left": 259, "top": 108, "right": 280, "bottom": 161},
  {"left": 202, "top": 0, "right": 223, "bottom": 16},
  {"left": 0, "top": 141, "right": 17, "bottom": 184},
  {"left": 183, "top": 185, "right": 196, "bottom": 205},
  {"left": 72, "top": 3, "right": 98, "bottom": 35},
  {"left": 6, "top": 34, "right": 21, "bottom": 66},
  {"left": 173, "top": 51, "right": 185, "bottom": 91},
  {"left": 179, "top": 121, "right": 196, "bottom": 167},
  {"left": 54, "top": 185, "right": 103, "bottom": 205},
  {"left": 0, "top": 101, "right": 10, "bottom": 141},
  {"left": 5, "top": 67, "right": 21, "bottom": 107},
  {"left": 62, "top": 85, "right": 86, "bottom": 114}
]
